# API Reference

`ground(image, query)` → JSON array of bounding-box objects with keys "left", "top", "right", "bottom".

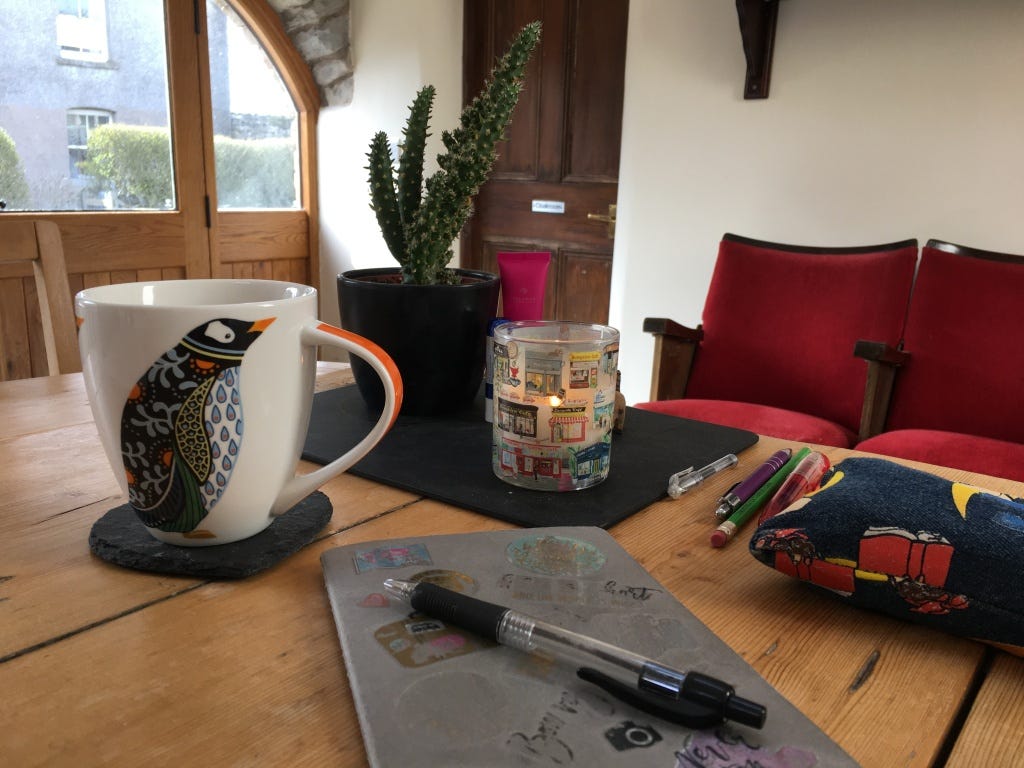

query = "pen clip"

[
  {"left": 717, "top": 481, "right": 740, "bottom": 504},
  {"left": 576, "top": 667, "right": 726, "bottom": 729}
]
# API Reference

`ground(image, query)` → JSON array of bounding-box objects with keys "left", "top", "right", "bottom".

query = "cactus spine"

[{"left": 367, "top": 22, "right": 541, "bottom": 285}]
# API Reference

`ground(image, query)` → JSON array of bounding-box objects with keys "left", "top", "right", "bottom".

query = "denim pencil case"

[{"left": 749, "top": 456, "right": 1024, "bottom": 655}]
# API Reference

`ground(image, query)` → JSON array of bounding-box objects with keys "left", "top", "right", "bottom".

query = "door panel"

[
  {"left": 558, "top": 251, "right": 613, "bottom": 324},
  {"left": 462, "top": 0, "right": 627, "bottom": 323},
  {"left": 55, "top": 213, "right": 189, "bottom": 275},
  {"left": 217, "top": 211, "right": 309, "bottom": 262},
  {"left": 564, "top": 3, "right": 627, "bottom": 182},
  {"left": 473, "top": 181, "right": 612, "bottom": 251}
]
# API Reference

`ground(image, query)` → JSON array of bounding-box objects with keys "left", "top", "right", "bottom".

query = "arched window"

[{"left": 0, "top": 0, "right": 319, "bottom": 297}]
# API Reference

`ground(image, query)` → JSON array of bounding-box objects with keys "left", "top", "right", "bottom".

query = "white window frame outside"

[
  {"left": 57, "top": 0, "right": 110, "bottom": 63},
  {"left": 67, "top": 108, "right": 114, "bottom": 178}
]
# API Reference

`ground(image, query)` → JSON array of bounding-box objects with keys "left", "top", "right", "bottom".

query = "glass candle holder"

[{"left": 492, "top": 321, "right": 620, "bottom": 491}]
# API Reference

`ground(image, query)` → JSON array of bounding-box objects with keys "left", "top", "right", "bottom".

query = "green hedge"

[
  {"left": 81, "top": 124, "right": 296, "bottom": 209},
  {"left": 214, "top": 136, "right": 297, "bottom": 208},
  {"left": 0, "top": 127, "right": 30, "bottom": 208},
  {"left": 79, "top": 124, "right": 172, "bottom": 208}
]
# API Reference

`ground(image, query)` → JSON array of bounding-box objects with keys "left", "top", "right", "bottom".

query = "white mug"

[{"left": 75, "top": 279, "right": 402, "bottom": 546}]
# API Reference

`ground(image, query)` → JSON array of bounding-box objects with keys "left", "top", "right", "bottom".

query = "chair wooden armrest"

[
  {"left": 642, "top": 317, "right": 704, "bottom": 400},
  {"left": 854, "top": 339, "right": 910, "bottom": 441}
]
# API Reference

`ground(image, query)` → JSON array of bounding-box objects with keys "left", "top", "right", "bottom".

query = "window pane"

[
  {"left": 67, "top": 110, "right": 112, "bottom": 178},
  {"left": 206, "top": 0, "right": 300, "bottom": 210},
  {"left": 57, "top": 0, "right": 109, "bottom": 63},
  {"left": 0, "top": 0, "right": 173, "bottom": 211}
]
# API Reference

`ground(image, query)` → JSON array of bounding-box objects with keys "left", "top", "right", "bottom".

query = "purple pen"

[{"left": 713, "top": 448, "right": 792, "bottom": 520}]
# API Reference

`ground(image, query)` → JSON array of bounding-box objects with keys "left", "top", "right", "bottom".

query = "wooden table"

[{"left": 2, "top": 367, "right": 1023, "bottom": 766}]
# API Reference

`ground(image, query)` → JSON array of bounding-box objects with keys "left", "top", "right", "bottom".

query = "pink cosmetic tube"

[{"left": 497, "top": 251, "right": 551, "bottom": 321}]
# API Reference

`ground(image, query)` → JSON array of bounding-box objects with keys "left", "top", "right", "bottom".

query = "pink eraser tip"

[{"left": 710, "top": 530, "right": 727, "bottom": 548}]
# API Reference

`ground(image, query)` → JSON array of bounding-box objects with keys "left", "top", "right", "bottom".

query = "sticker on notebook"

[
  {"left": 353, "top": 543, "right": 432, "bottom": 573},
  {"left": 496, "top": 573, "right": 662, "bottom": 607},
  {"left": 604, "top": 720, "right": 663, "bottom": 751},
  {"left": 396, "top": 672, "right": 510, "bottom": 742},
  {"left": 506, "top": 534, "right": 607, "bottom": 576},
  {"left": 677, "top": 731, "right": 818, "bottom": 768},
  {"left": 374, "top": 616, "right": 493, "bottom": 668}
]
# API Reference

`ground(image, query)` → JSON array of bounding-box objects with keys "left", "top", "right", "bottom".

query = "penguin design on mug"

[{"left": 119, "top": 317, "right": 274, "bottom": 534}]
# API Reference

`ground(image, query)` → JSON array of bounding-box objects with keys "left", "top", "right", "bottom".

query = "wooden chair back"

[
  {"left": 0, "top": 219, "right": 81, "bottom": 380},
  {"left": 642, "top": 234, "right": 919, "bottom": 446},
  {"left": 882, "top": 238, "right": 1024, "bottom": 442},
  {"left": 690, "top": 234, "right": 918, "bottom": 433}
]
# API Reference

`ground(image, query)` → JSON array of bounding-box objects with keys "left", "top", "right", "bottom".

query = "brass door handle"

[{"left": 587, "top": 204, "right": 616, "bottom": 239}]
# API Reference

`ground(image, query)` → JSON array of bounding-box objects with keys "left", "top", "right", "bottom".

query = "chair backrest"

[
  {"left": 686, "top": 233, "right": 918, "bottom": 435},
  {"left": 884, "top": 239, "right": 1024, "bottom": 442},
  {"left": 0, "top": 219, "right": 80, "bottom": 379}
]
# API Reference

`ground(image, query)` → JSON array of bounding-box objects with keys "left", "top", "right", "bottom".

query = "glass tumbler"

[{"left": 492, "top": 321, "right": 620, "bottom": 491}]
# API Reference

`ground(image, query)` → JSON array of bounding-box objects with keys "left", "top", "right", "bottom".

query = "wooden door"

[{"left": 462, "top": 0, "right": 628, "bottom": 324}]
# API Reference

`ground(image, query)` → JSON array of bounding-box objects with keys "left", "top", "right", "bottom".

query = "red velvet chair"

[
  {"left": 855, "top": 239, "right": 1024, "bottom": 480},
  {"left": 638, "top": 233, "right": 918, "bottom": 447}
]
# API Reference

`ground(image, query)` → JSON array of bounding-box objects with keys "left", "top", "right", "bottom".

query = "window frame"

[
  {"left": 65, "top": 108, "right": 115, "bottom": 180},
  {"left": 3, "top": 0, "right": 320, "bottom": 287},
  {"left": 56, "top": 0, "right": 110, "bottom": 63}
]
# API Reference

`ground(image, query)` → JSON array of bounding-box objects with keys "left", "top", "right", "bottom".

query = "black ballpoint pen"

[{"left": 383, "top": 578, "right": 767, "bottom": 730}]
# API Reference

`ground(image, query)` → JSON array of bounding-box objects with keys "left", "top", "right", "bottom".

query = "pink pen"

[{"left": 758, "top": 451, "right": 830, "bottom": 523}]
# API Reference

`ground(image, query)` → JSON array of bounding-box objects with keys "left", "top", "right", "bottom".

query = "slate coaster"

[
  {"left": 89, "top": 491, "right": 332, "bottom": 579},
  {"left": 302, "top": 387, "right": 758, "bottom": 529}
]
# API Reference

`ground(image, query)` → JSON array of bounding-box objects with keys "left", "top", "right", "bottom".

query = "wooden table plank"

[
  {"left": 0, "top": 465, "right": 995, "bottom": 768},
  {"left": 0, "top": 466, "right": 419, "bottom": 662},
  {"left": 0, "top": 501, "right": 507, "bottom": 767},
  {"left": 0, "top": 363, "right": 407, "bottom": 663},
  {"left": 3, "top": 369, "right": 1022, "bottom": 766},
  {"left": 314, "top": 361, "right": 354, "bottom": 391},
  {"left": 947, "top": 652, "right": 1024, "bottom": 767},
  {"left": 609, "top": 456, "right": 986, "bottom": 767},
  {"left": 0, "top": 422, "right": 121, "bottom": 530},
  {"left": 0, "top": 373, "right": 94, "bottom": 439}
]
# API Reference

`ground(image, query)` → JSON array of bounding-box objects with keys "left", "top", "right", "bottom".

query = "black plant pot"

[{"left": 338, "top": 267, "right": 501, "bottom": 416}]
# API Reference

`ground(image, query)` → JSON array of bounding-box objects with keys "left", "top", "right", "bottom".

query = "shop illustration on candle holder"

[{"left": 492, "top": 321, "right": 619, "bottom": 492}]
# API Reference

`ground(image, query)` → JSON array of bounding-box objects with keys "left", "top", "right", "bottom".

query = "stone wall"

[{"left": 268, "top": 0, "right": 353, "bottom": 106}]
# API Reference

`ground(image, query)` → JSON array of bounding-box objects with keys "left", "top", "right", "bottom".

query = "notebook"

[{"left": 321, "top": 526, "right": 857, "bottom": 767}]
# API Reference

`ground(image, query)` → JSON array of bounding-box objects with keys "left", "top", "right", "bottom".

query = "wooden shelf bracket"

[{"left": 736, "top": 0, "right": 779, "bottom": 99}]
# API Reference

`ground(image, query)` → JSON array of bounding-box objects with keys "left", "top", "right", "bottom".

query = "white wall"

[
  {"left": 612, "top": 0, "right": 1024, "bottom": 403},
  {"left": 316, "top": 0, "right": 462, "bottom": 335},
  {"left": 316, "top": 1, "right": 1024, "bottom": 395}
]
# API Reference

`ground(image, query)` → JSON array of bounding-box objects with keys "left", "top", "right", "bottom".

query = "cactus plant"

[{"left": 367, "top": 21, "right": 541, "bottom": 285}]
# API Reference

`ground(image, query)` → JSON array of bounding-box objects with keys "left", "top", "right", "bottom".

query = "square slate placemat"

[{"left": 302, "top": 386, "right": 758, "bottom": 528}]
